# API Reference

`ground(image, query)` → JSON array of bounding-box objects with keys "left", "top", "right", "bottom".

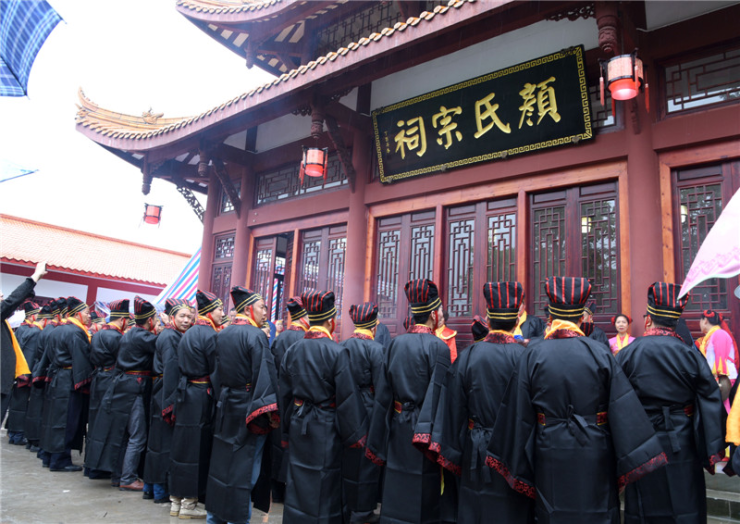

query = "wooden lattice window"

[
  {"left": 673, "top": 163, "right": 740, "bottom": 316},
  {"left": 255, "top": 152, "right": 347, "bottom": 206},
  {"left": 296, "top": 225, "right": 347, "bottom": 319},
  {"left": 374, "top": 211, "right": 436, "bottom": 336},
  {"left": 214, "top": 232, "right": 235, "bottom": 261},
  {"left": 588, "top": 84, "right": 616, "bottom": 129},
  {"left": 220, "top": 180, "right": 241, "bottom": 214},
  {"left": 663, "top": 43, "right": 740, "bottom": 114},
  {"left": 530, "top": 183, "right": 619, "bottom": 322}
]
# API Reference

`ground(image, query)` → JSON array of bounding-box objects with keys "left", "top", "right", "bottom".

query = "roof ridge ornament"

[{"left": 142, "top": 108, "right": 165, "bottom": 124}]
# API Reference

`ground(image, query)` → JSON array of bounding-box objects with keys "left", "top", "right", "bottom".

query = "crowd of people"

[{"left": 2, "top": 260, "right": 740, "bottom": 524}]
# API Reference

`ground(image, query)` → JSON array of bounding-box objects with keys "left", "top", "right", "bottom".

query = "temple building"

[{"left": 76, "top": 0, "right": 740, "bottom": 345}]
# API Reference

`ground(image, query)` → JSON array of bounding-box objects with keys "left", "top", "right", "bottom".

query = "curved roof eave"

[
  {"left": 76, "top": 0, "right": 502, "bottom": 156},
  {"left": 175, "top": 0, "right": 301, "bottom": 24}
]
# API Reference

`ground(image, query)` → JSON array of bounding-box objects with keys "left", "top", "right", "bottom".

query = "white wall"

[
  {"left": 370, "top": 17, "right": 598, "bottom": 111},
  {"left": 95, "top": 287, "right": 159, "bottom": 304},
  {"left": 255, "top": 113, "right": 311, "bottom": 153},
  {"left": 0, "top": 273, "right": 88, "bottom": 301}
]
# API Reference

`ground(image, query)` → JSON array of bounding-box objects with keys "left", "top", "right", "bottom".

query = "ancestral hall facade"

[{"left": 77, "top": 0, "right": 740, "bottom": 345}]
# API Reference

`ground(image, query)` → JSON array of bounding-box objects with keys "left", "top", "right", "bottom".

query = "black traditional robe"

[
  {"left": 590, "top": 325, "right": 611, "bottom": 350},
  {"left": 487, "top": 326, "right": 667, "bottom": 524},
  {"left": 280, "top": 327, "right": 367, "bottom": 524},
  {"left": 40, "top": 320, "right": 93, "bottom": 454},
  {"left": 207, "top": 317, "right": 280, "bottom": 523},
  {"left": 364, "top": 325, "right": 452, "bottom": 524},
  {"left": 26, "top": 323, "right": 56, "bottom": 443},
  {"left": 6, "top": 321, "right": 42, "bottom": 433},
  {"left": 432, "top": 331, "right": 534, "bottom": 524},
  {"left": 519, "top": 314, "right": 545, "bottom": 339},
  {"left": 169, "top": 318, "right": 218, "bottom": 499},
  {"left": 1, "top": 277, "right": 35, "bottom": 415},
  {"left": 616, "top": 328, "right": 725, "bottom": 523},
  {"left": 86, "top": 324, "right": 123, "bottom": 456},
  {"left": 269, "top": 323, "right": 306, "bottom": 483},
  {"left": 144, "top": 324, "right": 182, "bottom": 485},
  {"left": 340, "top": 331, "right": 386, "bottom": 521},
  {"left": 85, "top": 326, "right": 156, "bottom": 472}
]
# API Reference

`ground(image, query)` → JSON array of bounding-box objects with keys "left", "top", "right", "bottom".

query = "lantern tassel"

[
  {"left": 599, "top": 74, "right": 604, "bottom": 108},
  {"left": 611, "top": 98, "right": 616, "bottom": 119},
  {"left": 299, "top": 163, "right": 305, "bottom": 185},
  {"left": 645, "top": 82, "right": 650, "bottom": 113}
]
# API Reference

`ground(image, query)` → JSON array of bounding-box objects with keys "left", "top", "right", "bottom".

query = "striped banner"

[{"left": 155, "top": 247, "right": 201, "bottom": 305}]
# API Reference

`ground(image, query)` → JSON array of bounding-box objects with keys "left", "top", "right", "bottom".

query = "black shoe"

[
  {"left": 29, "top": 445, "right": 40, "bottom": 452},
  {"left": 153, "top": 497, "right": 170, "bottom": 504},
  {"left": 142, "top": 492, "right": 154, "bottom": 500},
  {"left": 50, "top": 465, "right": 82, "bottom": 472},
  {"left": 42, "top": 463, "right": 50, "bottom": 468}
]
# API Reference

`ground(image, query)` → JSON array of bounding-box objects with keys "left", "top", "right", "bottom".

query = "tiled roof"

[
  {"left": 0, "top": 214, "right": 192, "bottom": 286},
  {"left": 76, "top": 0, "right": 477, "bottom": 145},
  {"left": 176, "top": 0, "right": 282, "bottom": 15}
]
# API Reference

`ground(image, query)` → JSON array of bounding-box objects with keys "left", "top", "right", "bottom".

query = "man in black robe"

[
  {"left": 374, "top": 318, "right": 392, "bottom": 351},
  {"left": 487, "top": 277, "right": 667, "bottom": 524},
  {"left": 341, "top": 302, "right": 386, "bottom": 524},
  {"left": 24, "top": 303, "right": 52, "bottom": 452},
  {"left": 207, "top": 286, "right": 280, "bottom": 524},
  {"left": 365, "top": 279, "right": 452, "bottom": 524},
  {"left": 84, "top": 298, "right": 128, "bottom": 482},
  {"left": 41, "top": 296, "right": 93, "bottom": 472},
  {"left": 280, "top": 290, "right": 367, "bottom": 524},
  {"left": 31, "top": 298, "right": 65, "bottom": 465},
  {"left": 86, "top": 296, "right": 158, "bottom": 491},
  {"left": 268, "top": 296, "right": 308, "bottom": 500},
  {"left": 169, "top": 290, "right": 223, "bottom": 519},
  {"left": 433, "top": 282, "right": 534, "bottom": 524},
  {"left": 514, "top": 295, "right": 545, "bottom": 340},
  {"left": 144, "top": 298, "right": 192, "bottom": 504},
  {"left": 616, "top": 282, "right": 725, "bottom": 523},
  {"left": 1, "top": 262, "right": 45, "bottom": 421},
  {"left": 470, "top": 315, "right": 489, "bottom": 344},
  {"left": 582, "top": 300, "right": 610, "bottom": 350},
  {"left": 6, "top": 301, "right": 42, "bottom": 445}
]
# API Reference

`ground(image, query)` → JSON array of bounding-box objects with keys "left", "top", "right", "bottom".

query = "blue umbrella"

[{"left": 0, "top": 0, "right": 62, "bottom": 97}]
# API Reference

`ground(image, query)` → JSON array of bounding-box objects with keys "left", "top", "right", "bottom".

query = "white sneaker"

[
  {"left": 178, "top": 499, "right": 206, "bottom": 520},
  {"left": 170, "top": 496, "right": 182, "bottom": 517}
]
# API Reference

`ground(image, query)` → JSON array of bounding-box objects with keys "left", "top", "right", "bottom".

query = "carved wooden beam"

[
  {"left": 324, "top": 113, "right": 357, "bottom": 192},
  {"left": 212, "top": 157, "right": 242, "bottom": 218},
  {"left": 325, "top": 101, "right": 372, "bottom": 134},
  {"left": 176, "top": 185, "right": 205, "bottom": 223}
]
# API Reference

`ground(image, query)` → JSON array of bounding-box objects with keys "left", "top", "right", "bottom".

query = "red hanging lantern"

[
  {"left": 300, "top": 147, "right": 329, "bottom": 184},
  {"left": 143, "top": 204, "right": 162, "bottom": 225},
  {"left": 599, "top": 50, "right": 649, "bottom": 115}
]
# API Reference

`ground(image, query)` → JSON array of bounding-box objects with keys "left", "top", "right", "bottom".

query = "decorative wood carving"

[
  {"left": 310, "top": 103, "right": 325, "bottom": 139},
  {"left": 595, "top": 1, "right": 618, "bottom": 56},
  {"left": 212, "top": 157, "right": 242, "bottom": 218},
  {"left": 325, "top": 113, "right": 357, "bottom": 192},
  {"left": 177, "top": 185, "right": 205, "bottom": 223},
  {"left": 546, "top": 2, "right": 595, "bottom": 21}
]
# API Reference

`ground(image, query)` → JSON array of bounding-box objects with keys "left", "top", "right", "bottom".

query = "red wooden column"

[
  {"left": 231, "top": 166, "right": 254, "bottom": 288},
  {"left": 625, "top": 102, "right": 661, "bottom": 336},
  {"left": 340, "top": 129, "right": 371, "bottom": 339},
  {"left": 197, "top": 172, "right": 219, "bottom": 291}
]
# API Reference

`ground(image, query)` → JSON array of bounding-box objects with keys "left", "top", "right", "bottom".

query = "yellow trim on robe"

[{"left": 5, "top": 320, "right": 30, "bottom": 378}]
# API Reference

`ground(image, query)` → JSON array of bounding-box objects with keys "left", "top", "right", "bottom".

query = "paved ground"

[{"left": 0, "top": 433, "right": 283, "bottom": 523}]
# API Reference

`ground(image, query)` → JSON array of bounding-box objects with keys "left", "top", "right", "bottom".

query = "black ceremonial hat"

[
  {"left": 403, "top": 316, "right": 414, "bottom": 331},
  {"left": 38, "top": 304, "right": 53, "bottom": 319},
  {"left": 90, "top": 311, "right": 105, "bottom": 324},
  {"left": 134, "top": 296, "right": 156, "bottom": 321},
  {"left": 109, "top": 299, "right": 130, "bottom": 319},
  {"left": 57, "top": 297, "right": 68, "bottom": 316},
  {"left": 404, "top": 279, "right": 442, "bottom": 316},
  {"left": 197, "top": 290, "right": 223, "bottom": 315},
  {"left": 483, "top": 281, "right": 523, "bottom": 322},
  {"left": 66, "top": 296, "right": 87, "bottom": 316},
  {"left": 647, "top": 282, "right": 689, "bottom": 323},
  {"left": 231, "top": 286, "right": 263, "bottom": 314},
  {"left": 164, "top": 298, "right": 189, "bottom": 316},
  {"left": 302, "top": 290, "right": 336, "bottom": 323},
  {"left": 545, "top": 277, "right": 591, "bottom": 319},
  {"left": 23, "top": 301, "right": 41, "bottom": 317},
  {"left": 584, "top": 300, "right": 597, "bottom": 316},
  {"left": 350, "top": 302, "right": 378, "bottom": 330},
  {"left": 471, "top": 315, "right": 489, "bottom": 343},
  {"left": 287, "top": 297, "right": 307, "bottom": 320}
]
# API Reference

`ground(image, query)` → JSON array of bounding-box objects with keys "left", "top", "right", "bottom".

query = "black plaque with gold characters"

[{"left": 373, "top": 46, "right": 592, "bottom": 184}]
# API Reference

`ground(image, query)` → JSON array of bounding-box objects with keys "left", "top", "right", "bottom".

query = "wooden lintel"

[
  {"left": 324, "top": 114, "right": 357, "bottom": 192},
  {"left": 214, "top": 143, "right": 253, "bottom": 167},
  {"left": 258, "top": 40, "right": 304, "bottom": 57},
  {"left": 324, "top": 101, "right": 371, "bottom": 135},
  {"left": 212, "top": 158, "right": 242, "bottom": 218}
]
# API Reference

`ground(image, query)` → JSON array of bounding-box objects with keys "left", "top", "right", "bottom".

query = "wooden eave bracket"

[
  {"left": 324, "top": 113, "right": 357, "bottom": 192},
  {"left": 212, "top": 157, "right": 242, "bottom": 217}
]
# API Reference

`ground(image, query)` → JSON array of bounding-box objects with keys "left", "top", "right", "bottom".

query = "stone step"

[{"left": 707, "top": 463, "right": 740, "bottom": 522}]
